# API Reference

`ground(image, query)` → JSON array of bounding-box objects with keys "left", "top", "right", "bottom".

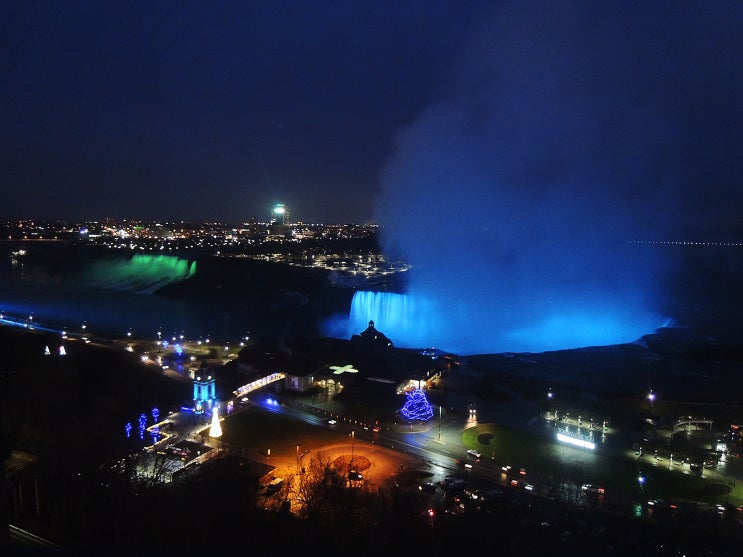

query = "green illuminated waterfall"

[{"left": 86, "top": 254, "right": 197, "bottom": 294}]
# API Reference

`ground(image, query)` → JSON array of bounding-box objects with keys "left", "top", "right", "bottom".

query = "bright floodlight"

[
  {"left": 556, "top": 432, "right": 595, "bottom": 450},
  {"left": 210, "top": 407, "right": 222, "bottom": 438}
]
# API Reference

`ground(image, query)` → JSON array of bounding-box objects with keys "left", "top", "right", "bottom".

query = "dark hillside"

[
  {"left": 0, "top": 327, "right": 189, "bottom": 468},
  {"left": 157, "top": 256, "right": 355, "bottom": 340}
]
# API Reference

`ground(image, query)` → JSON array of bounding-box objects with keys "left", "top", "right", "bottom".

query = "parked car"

[{"left": 419, "top": 482, "right": 437, "bottom": 494}]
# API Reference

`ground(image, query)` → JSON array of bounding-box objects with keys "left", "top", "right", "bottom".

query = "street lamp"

[
  {"left": 348, "top": 430, "right": 355, "bottom": 489},
  {"left": 438, "top": 404, "right": 442, "bottom": 442},
  {"left": 648, "top": 389, "right": 656, "bottom": 416}
]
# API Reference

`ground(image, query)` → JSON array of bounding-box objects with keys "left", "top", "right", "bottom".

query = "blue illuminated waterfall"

[{"left": 323, "top": 288, "right": 665, "bottom": 355}]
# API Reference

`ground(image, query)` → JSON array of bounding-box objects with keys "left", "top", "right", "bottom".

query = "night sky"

[
  {"left": 2, "top": 1, "right": 742, "bottom": 229},
  {"left": 2, "top": 0, "right": 489, "bottom": 224}
]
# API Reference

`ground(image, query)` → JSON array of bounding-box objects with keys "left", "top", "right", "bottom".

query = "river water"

[
  {"left": 2, "top": 239, "right": 743, "bottom": 354},
  {"left": 0, "top": 242, "right": 253, "bottom": 342}
]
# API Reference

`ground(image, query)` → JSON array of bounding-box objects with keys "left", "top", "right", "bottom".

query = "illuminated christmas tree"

[
  {"left": 209, "top": 406, "right": 222, "bottom": 438},
  {"left": 400, "top": 389, "right": 434, "bottom": 421}
]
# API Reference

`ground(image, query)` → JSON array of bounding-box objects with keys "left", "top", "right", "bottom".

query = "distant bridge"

[
  {"left": 232, "top": 372, "right": 285, "bottom": 398},
  {"left": 673, "top": 418, "right": 713, "bottom": 434}
]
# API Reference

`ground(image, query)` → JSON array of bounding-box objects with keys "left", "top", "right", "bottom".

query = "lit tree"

[
  {"left": 400, "top": 389, "right": 434, "bottom": 421},
  {"left": 210, "top": 406, "right": 222, "bottom": 438}
]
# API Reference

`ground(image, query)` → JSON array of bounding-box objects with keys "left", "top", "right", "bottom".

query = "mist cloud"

[{"left": 368, "top": 1, "right": 743, "bottom": 353}]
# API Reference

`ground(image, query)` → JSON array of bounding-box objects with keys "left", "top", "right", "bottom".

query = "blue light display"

[
  {"left": 138, "top": 413, "right": 147, "bottom": 440},
  {"left": 124, "top": 422, "right": 132, "bottom": 438},
  {"left": 400, "top": 389, "right": 434, "bottom": 421},
  {"left": 152, "top": 407, "right": 159, "bottom": 422}
]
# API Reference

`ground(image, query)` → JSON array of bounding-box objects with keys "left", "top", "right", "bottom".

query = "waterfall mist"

[{"left": 324, "top": 2, "right": 743, "bottom": 354}]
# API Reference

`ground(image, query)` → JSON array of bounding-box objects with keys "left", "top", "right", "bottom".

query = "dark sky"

[
  {"left": 2, "top": 0, "right": 489, "bottom": 224},
  {"left": 2, "top": 1, "right": 742, "bottom": 228}
]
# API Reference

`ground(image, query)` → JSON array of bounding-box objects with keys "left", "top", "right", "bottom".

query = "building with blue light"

[{"left": 193, "top": 373, "right": 216, "bottom": 413}]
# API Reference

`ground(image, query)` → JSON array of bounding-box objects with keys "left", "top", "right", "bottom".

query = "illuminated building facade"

[{"left": 193, "top": 373, "right": 216, "bottom": 413}]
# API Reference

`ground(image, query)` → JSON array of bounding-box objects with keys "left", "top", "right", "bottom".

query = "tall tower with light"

[
  {"left": 271, "top": 203, "right": 290, "bottom": 225},
  {"left": 269, "top": 203, "right": 291, "bottom": 238},
  {"left": 193, "top": 373, "right": 216, "bottom": 413}
]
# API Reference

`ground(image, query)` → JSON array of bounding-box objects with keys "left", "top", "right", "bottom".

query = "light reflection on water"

[{"left": 0, "top": 260, "right": 238, "bottom": 343}]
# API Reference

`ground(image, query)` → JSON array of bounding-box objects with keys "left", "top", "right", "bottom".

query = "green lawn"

[{"left": 461, "top": 422, "right": 739, "bottom": 506}]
